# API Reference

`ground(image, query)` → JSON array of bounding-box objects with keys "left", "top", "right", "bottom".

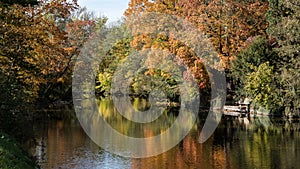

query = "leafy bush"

[
  {"left": 230, "top": 36, "right": 277, "bottom": 98},
  {"left": 245, "top": 62, "right": 281, "bottom": 112}
]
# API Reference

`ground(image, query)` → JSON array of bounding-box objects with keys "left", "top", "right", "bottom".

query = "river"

[{"left": 28, "top": 98, "right": 300, "bottom": 169}]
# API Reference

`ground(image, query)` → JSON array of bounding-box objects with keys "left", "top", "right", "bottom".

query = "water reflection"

[
  {"left": 96, "top": 98, "right": 178, "bottom": 138},
  {"left": 77, "top": 97, "right": 197, "bottom": 157},
  {"left": 30, "top": 120, "right": 131, "bottom": 169},
  {"left": 30, "top": 98, "right": 300, "bottom": 169}
]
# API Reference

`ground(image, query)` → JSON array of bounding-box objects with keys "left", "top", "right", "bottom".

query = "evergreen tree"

[{"left": 267, "top": 0, "right": 300, "bottom": 115}]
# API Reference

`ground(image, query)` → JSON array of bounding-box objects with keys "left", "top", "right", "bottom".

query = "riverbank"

[{"left": 0, "top": 132, "right": 37, "bottom": 169}]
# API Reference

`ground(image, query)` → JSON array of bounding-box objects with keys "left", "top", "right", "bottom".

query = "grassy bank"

[{"left": 0, "top": 133, "right": 37, "bottom": 169}]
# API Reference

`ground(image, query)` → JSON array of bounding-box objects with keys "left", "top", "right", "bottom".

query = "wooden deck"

[
  {"left": 223, "top": 98, "right": 251, "bottom": 117},
  {"left": 223, "top": 111, "right": 242, "bottom": 117},
  {"left": 223, "top": 105, "right": 250, "bottom": 117}
]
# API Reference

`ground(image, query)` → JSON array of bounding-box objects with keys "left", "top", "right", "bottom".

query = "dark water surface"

[{"left": 29, "top": 98, "right": 300, "bottom": 169}]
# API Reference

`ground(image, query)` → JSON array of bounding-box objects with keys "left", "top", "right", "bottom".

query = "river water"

[{"left": 29, "top": 98, "right": 300, "bottom": 169}]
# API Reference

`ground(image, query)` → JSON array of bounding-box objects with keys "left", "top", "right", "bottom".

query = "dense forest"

[
  {"left": 0, "top": 0, "right": 299, "bottom": 168},
  {"left": 0, "top": 0, "right": 299, "bottom": 166}
]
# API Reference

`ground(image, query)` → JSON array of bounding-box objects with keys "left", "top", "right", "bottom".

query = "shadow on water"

[{"left": 29, "top": 98, "right": 300, "bottom": 169}]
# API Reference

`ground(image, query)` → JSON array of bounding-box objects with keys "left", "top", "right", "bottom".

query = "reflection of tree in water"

[
  {"left": 33, "top": 103, "right": 300, "bottom": 169},
  {"left": 96, "top": 98, "right": 180, "bottom": 138},
  {"left": 32, "top": 120, "right": 91, "bottom": 169},
  {"left": 80, "top": 97, "right": 300, "bottom": 168},
  {"left": 131, "top": 116, "right": 300, "bottom": 169}
]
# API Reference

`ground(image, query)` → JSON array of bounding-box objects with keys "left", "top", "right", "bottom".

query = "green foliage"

[
  {"left": 230, "top": 37, "right": 277, "bottom": 97},
  {"left": 96, "top": 37, "right": 131, "bottom": 94},
  {"left": 130, "top": 69, "right": 181, "bottom": 100},
  {"left": 0, "top": 72, "right": 36, "bottom": 140},
  {"left": 267, "top": 0, "right": 299, "bottom": 64},
  {"left": 266, "top": 0, "right": 300, "bottom": 115},
  {"left": 266, "top": 0, "right": 280, "bottom": 34},
  {"left": 279, "top": 57, "right": 300, "bottom": 116},
  {"left": 245, "top": 62, "right": 280, "bottom": 111},
  {"left": 96, "top": 72, "right": 112, "bottom": 93},
  {"left": 95, "top": 31, "right": 185, "bottom": 100},
  {"left": 230, "top": 34, "right": 299, "bottom": 115},
  {"left": 0, "top": 133, "right": 37, "bottom": 169},
  {"left": 230, "top": 2, "right": 300, "bottom": 115}
]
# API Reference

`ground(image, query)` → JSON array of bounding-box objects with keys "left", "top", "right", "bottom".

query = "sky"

[{"left": 77, "top": 0, "right": 131, "bottom": 23}]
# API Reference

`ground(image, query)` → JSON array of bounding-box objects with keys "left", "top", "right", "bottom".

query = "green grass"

[{"left": 0, "top": 133, "right": 37, "bottom": 169}]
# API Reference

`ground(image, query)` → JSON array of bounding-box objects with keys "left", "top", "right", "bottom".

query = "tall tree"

[
  {"left": 267, "top": 0, "right": 300, "bottom": 115},
  {"left": 125, "top": 0, "right": 211, "bottom": 90},
  {"left": 125, "top": 0, "right": 269, "bottom": 68},
  {"left": 229, "top": 0, "right": 299, "bottom": 115},
  {"left": 0, "top": 0, "right": 105, "bottom": 104},
  {"left": 123, "top": 0, "right": 269, "bottom": 100},
  {"left": 0, "top": 0, "right": 77, "bottom": 102},
  {"left": 230, "top": 37, "right": 278, "bottom": 96},
  {"left": 267, "top": 0, "right": 299, "bottom": 65},
  {"left": 39, "top": 6, "right": 108, "bottom": 102}
]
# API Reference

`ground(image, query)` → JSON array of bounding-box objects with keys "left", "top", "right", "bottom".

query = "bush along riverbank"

[{"left": 0, "top": 133, "right": 37, "bottom": 169}]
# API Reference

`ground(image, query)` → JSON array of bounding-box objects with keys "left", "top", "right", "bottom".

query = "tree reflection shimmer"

[{"left": 31, "top": 99, "right": 300, "bottom": 169}]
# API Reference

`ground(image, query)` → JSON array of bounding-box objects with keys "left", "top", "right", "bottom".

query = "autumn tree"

[
  {"left": 125, "top": 0, "right": 269, "bottom": 68},
  {"left": 121, "top": 0, "right": 268, "bottom": 103},
  {"left": 124, "top": 0, "right": 210, "bottom": 94},
  {"left": 38, "top": 6, "right": 108, "bottom": 103},
  {"left": 0, "top": 0, "right": 75, "bottom": 104},
  {"left": 0, "top": 0, "right": 109, "bottom": 107},
  {"left": 0, "top": 0, "right": 111, "bottom": 137},
  {"left": 0, "top": 0, "right": 44, "bottom": 135}
]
